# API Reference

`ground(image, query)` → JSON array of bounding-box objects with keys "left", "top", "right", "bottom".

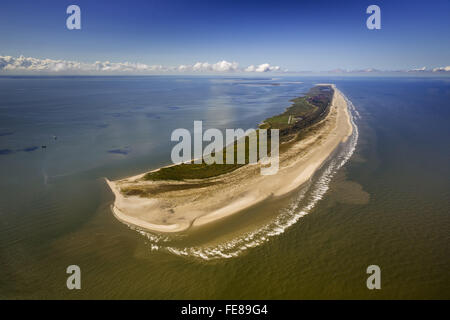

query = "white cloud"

[
  {"left": 410, "top": 66, "right": 427, "bottom": 72},
  {"left": 407, "top": 66, "right": 450, "bottom": 72},
  {"left": 212, "top": 60, "right": 239, "bottom": 72},
  {"left": 0, "top": 55, "right": 163, "bottom": 73},
  {"left": 328, "top": 68, "right": 380, "bottom": 73},
  {"left": 0, "top": 55, "right": 281, "bottom": 74},
  {"left": 245, "top": 63, "right": 280, "bottom": 72},
  {"left": 192, "top": 62, "right": 211, "bottom": 71},
  {"left": 177, "top": 64, "right": 189, "bottom": 72},
  {"left": 432, "top": 66, "right": 450, "bottom": 72},
  {"left": 189, "top": 60, "right": 239, "bottom": 72}
]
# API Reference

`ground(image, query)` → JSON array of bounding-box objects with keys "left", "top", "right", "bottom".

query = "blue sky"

[{"left": 0, "top": 0, "right": 449, "bottom": 72}]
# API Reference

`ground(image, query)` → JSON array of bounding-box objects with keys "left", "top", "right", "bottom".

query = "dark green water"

[{"left": 0, "top": 76, "right": 448, "bottom": 299}]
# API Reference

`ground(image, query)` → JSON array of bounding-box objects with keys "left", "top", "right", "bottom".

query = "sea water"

[{"left": 0, "top": 76, "right": 448, "bottom": 298}]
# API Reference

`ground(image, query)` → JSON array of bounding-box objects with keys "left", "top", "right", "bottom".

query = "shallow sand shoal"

[{"left": 106, "top": 85, "right": 353, "bottom": 233}]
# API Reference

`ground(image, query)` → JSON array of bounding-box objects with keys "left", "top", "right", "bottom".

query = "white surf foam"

[{"left": 134, "top": 90, "right": 360, "bottom": 260}]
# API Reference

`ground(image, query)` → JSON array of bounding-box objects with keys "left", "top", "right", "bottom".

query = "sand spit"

[{"left": 106, "top": 85, "right": 353, "bottom": 233}]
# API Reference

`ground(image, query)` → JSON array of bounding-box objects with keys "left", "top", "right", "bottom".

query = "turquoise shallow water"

[{"left": 0, "top": 76, "right": 448, "bottom": 299}]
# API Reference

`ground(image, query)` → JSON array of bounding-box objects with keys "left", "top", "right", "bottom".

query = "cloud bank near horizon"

[
  {"left": 0, "top": 55, "right": 280, "bottom": 74},
  {"left": 0, "top": 55, "right": 448, "bottom": 75}
]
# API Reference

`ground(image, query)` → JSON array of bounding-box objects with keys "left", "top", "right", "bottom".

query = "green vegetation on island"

[{"left": 139, "top": 85, "right": 333, "bottom": 183}]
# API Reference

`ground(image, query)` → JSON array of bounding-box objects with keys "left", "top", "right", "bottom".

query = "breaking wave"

[{"left": 135, "top": 90, "right": 360, "bottom": 260}]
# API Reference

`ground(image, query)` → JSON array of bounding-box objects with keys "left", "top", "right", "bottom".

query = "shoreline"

[{"left": 106, "top": 84, "right": 353, "bottom": 233}]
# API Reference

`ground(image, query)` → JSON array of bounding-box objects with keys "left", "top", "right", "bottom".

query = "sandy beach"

[{"left": 106, "top": 85, "right": 353, "bottom": 233}]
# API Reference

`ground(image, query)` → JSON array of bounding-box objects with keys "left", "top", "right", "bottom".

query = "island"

[{"left": 106, "top": 84, "right": 353, "bottom": 233}]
